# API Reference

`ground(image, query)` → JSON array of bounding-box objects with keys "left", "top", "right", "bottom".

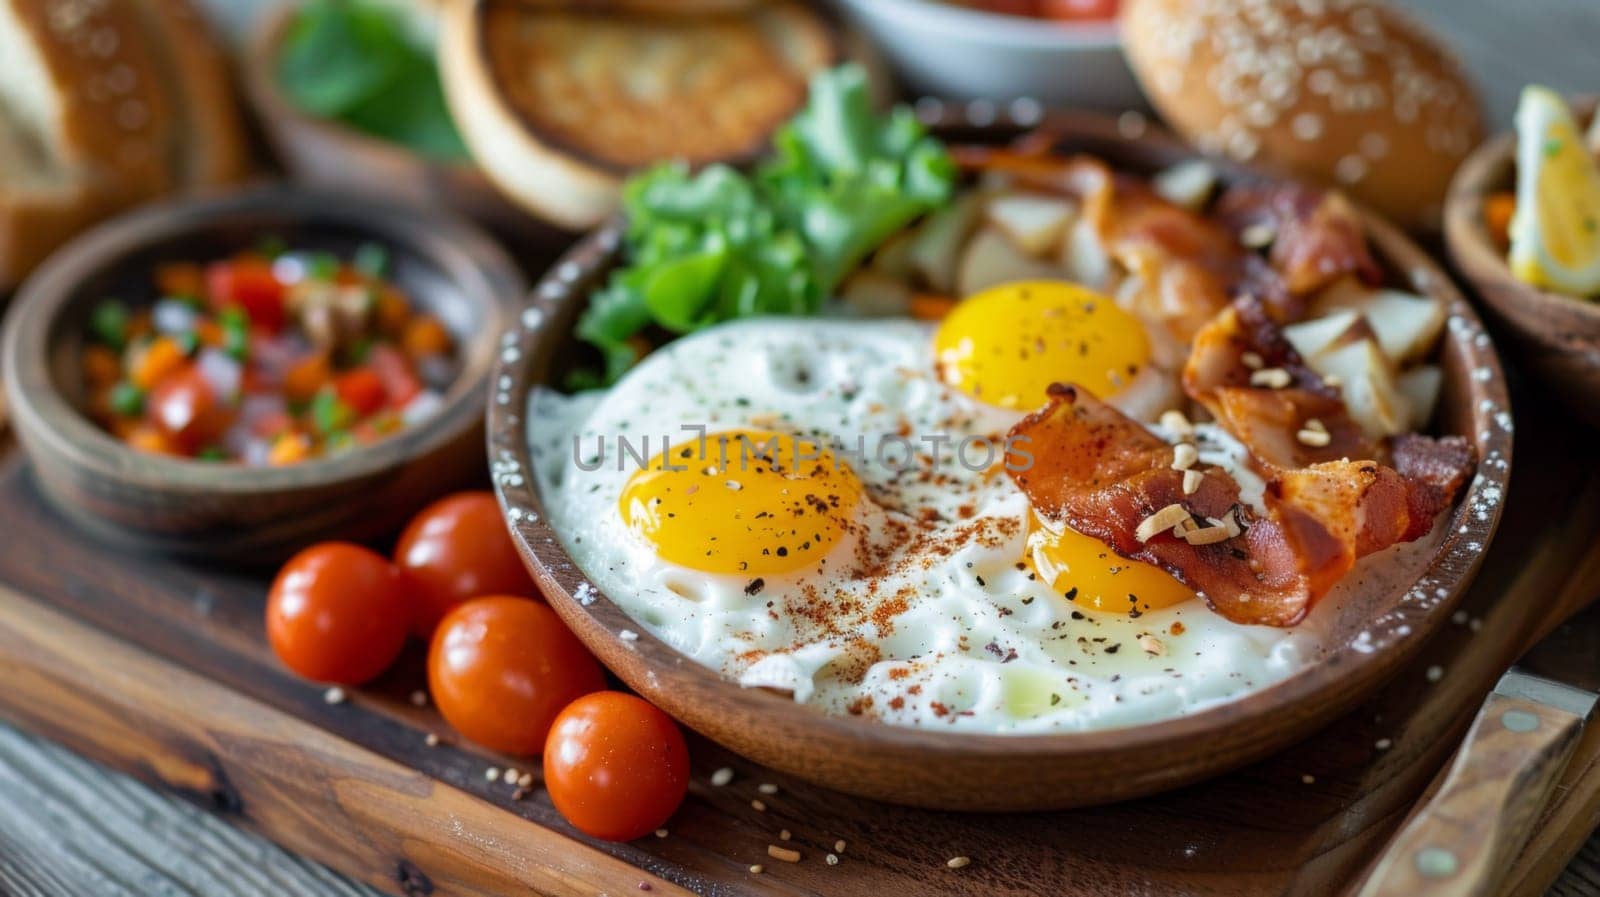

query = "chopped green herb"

[
  {"left": 109, "top": 382, "right": 145, "bottom": 417},
  {"left": 310, "top": 390, "right": 356, "bottom": 435},
  {"left": 220, "top": 307, "right": 250, "bottom": 361},
  {"left": 91, "top": 300, "right": 131, "bottom": 349},
  {"left": 1546, "top": 138, "right": 1564, "bottom": 157},
  {"left": 307, "top": 252, "right": 341, "bottom": 281},
  {"left": 197, "top": 446, "right": 228, "bottom": 461},
  {"left": 173, "top": 330, "right": 199, "bottom": 356},
  {"left": 255, "top": 234, "right": 288, "bottom": 260}
]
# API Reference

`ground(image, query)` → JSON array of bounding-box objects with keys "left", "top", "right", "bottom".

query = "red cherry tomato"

[
  {"left": 206, "top": 258, "right": 285, "bottom": 332},
  {"left": 147, "top": 363, "right": 231, "bottom": 452},
  {"left": 266, "top": 543, "right": 412, "bottom": 685},
  {"left": 544, "top": 692, "right": 689, "bottom": 841},
  {"left": 428, "top": 596, "right": 605, "bottom": 754},
  {"left": 335, "top": 368, "right": 387, "bottom": 415},
  {"left": 368, "top": 344, "right": 422, "bottom": 408},
  {"left": 1037, "top": 0, "right": 1118, "bottom": 20},
  {"left": 396, "top": 491, "right": 537, "bottom": 637},
  {"left": 972, "top": 0, "right": 1038, "bottom": 15}
]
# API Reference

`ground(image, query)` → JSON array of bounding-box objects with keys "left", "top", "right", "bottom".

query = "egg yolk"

[
  {"left": 934, "top": 280, "right": 1150, "bottom": 409},
  {"left": 619, "top": 429, "right": 862, "bottom": 577},
  {"left": 1028, "top": 516, "right": 1195, "bottom": 614}
]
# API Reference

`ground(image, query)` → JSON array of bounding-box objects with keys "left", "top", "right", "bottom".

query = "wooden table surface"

[{"left": 2, "top": 1, "right": 1598, "bottom": 895}]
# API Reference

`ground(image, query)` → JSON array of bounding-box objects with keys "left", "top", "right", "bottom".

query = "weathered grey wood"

[{"left": 0, "top": 1, "right": 1595, "bottom": 895}]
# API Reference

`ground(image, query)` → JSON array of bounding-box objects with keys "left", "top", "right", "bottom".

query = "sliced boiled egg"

[
  {"left": 618, "top": 429, "right": 862, "bottom": 576},
  {"left": 933, "top": 281, "right": 1152, "bottom": 411}
]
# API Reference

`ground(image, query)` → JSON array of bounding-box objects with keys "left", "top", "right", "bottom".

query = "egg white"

[{"left": 530, "top": 318, "right": 1354, "bottom": 734}]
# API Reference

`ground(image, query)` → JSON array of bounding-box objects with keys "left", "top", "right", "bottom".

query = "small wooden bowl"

[
  {"left": 241, "top": 2, "right": 565, "bottom": 248},
  {"left": 1445, "top": 102, "right": 1600, "bottom": 430},
  {"left": 488, "top": 105, "right": 1513, "bottom": 811},
  {"left": 1, "top": 186, "right": 526, "bottom": 563}
]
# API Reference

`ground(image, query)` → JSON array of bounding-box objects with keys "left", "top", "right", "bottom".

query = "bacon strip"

[
  {"left": 1008, "top": 385, "right": 1472, "bottom": 627},
  {"left": 1214, "top": 183, "right": 1381, "bottom": 300}
]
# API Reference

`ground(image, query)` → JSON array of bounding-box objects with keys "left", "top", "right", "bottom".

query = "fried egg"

[{"left": 530, "top": 316, "right": 1346, "bottom": 734}]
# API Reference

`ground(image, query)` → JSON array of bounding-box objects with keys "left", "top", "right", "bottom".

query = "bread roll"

[
  {"left": 440, "top": 0, "right": 838, "bottom": 229},
  {"left": 1122, "top": 0, "right": 1484, "bottom": 230},
  {"left": 0, "top": 0, "right": 246, "bottom": 291}
]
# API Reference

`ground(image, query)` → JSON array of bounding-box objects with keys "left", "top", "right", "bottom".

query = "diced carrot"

[
  {"left": 1485, "top": 192, "right": 1517, "bottom": 247},
  {"left": 156, "top": 262, "right": 204, "bottom": 299},
  {"left": 375, "top": 287, "right": 411, "bottom": 335},
  {"left": 910, "top": 294, "right": 959, "bottom": 321},
  {"left": 268, "top": 432, "right": 313, "bottom": 466},
  {"left": 83, "top": 345, "right": 122, "bottom": 387},
  {"left": 401, "top": 316, "right": 452, "bottom": 358},
  {"left": 283, "top": 352, "right": 331, "bottom": 403},
  {"left": 195, "top": 319, "right": 225, "bottom": 347},
  {"left": 125, "top": 424, "right": 176, "bottom": 456},
  {"left": 130, "top": 336, "right": 186, "bottom": 390}
]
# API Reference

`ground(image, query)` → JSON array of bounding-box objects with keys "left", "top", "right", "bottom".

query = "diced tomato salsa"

[{"left": 83, "top": 240, "right": 457, "bottom": 466}]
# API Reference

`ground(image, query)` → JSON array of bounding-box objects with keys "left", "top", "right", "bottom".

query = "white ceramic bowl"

[{"left": 832, "top": 0, "right": 1143, "bottom": 110}]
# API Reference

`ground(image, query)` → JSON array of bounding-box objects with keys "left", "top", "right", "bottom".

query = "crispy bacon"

[
  {"left": 1183, "top": 297, "right": 1372, "bottom": 468},
  {"left": 1008, "top": 386, "right": 1473, "bottom": 627},
  {"left": 1214, "top": 183, "right": 1381, "bottom": 299}
]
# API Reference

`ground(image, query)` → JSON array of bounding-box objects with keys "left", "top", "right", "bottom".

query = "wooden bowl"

[
  {"left": 487, "top": 105, "right": 1513, "bottom": 811},
  {"left": 1445, "top": 102, "right": 1600, "bottom": 430},
  {"left": 1, "top": 186, "right": 526, "bottom": 563},
  {"left": 241, "top": 2, "right": 566, "bottom": 249}
]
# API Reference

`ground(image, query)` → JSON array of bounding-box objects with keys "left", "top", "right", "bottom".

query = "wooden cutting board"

[{"left": 0, "top": 388, "right": 1596, "bottom": 897}]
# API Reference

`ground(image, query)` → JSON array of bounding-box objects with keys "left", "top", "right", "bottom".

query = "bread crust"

[
  {"left": 1123, "top": 0, "right": 1484, "bottom": 230},
  {"left": 441, "top": 0, "right": 837, "bottom": 229}
]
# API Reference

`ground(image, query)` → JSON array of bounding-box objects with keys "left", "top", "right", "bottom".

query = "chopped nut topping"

[
  {"left": 1182, "top": 524, "right": 1233, "bottom": 545},
  {"left": 1182, "top": 469, "right": 1205, "bottom": 495},
  {"left": 1250, "top": 367, "right": 1292, "bottom": 389},
  {"left": 947, "top": 856, "right": 972, "bottom": 869},
  {"left": 710, "top": 767, "right": 734, "bottom": 787},
  {"left": 1159, "top": 409, "right": 1195, "bottom": 438},
  {"left": 1296, "top": 427, "right": 1332, "bottom": 447},
  {"left": 1136, "top": 504, "right": 1192, "bottom": 542},
  {"left": 1171, "top": 443, "right": 1199, "bottom": 470},
  {"left": 768, "top": 845, "right": 801, "bottom": 863},
  {"left": 757, "top": 783, "right": 779, "bottom": 795},
  {"left": 1139, "top": 634, "right": 1166, "bottom": 656},
  {"left": 834, "top": 840, "right": 847, "bottom": 853},
  {"left": 1240, "top": 224, "right": 1276, "bottom": 249},
  {"left": 1240, "top": 350, "right": 1265, "bottom": 370}
]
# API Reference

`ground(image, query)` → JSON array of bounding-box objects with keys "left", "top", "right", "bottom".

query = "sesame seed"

[
  {"left": 1297, "top": 427, "right": 1332, "bottom": 447},
  {"left": 1426, "top": 665, "right": 1444, "bottom": 683},
  {"left": 1376, "top": 738, "right": 1393, "bottom": 750},
  {"left": 504, "top": 768, "right": 521, "bottom": 783},
  {"left": 710, "top": 767, "right": 734, "bottom": 787},
  {"left": 1451, "top": 611, "right": 1469, "bottom": 625},
  {"left": 1240, "top": 351, "right": 1265, "bottom": 370},
  {"left": 322, "top": 686, "right": 347, "bottom": 705},
  {"left": 768, "top": 845, "right": 801, "bottom": 863},
  {"left": 780, "top": 829, "right": 791, "bottom": 841},
  {"left": 486, "top": 767, "right": 501, "bottom": 782},
  {"left": 1250, "top": 368, "right": 1292, "bottom": 389},
  {"left": 834, "top": 840, "right": 847, "bottom": 853},
  {"left": 758, "top": 783, "right": 779, "bottom": 795},
  {"left": 409, "top": 690, "right": 428, "bottom": 707},
  {"left": 655, "top": 829, "right": 669, "bottom": 838},
  {"left": 749, "top": 865, "right": 764, "bottom": 875},
  {"left": 751, "top": 799, "right": 766, "bottom": 812},
  {"left": 947, "top": 856, "right": 972, "bottom": 869},
  {"left": 424, "top": 733, "right": 439, "bottom": 747},
  {"left": 1302, "top": 774, "right": 1316, "bottom": 784}
]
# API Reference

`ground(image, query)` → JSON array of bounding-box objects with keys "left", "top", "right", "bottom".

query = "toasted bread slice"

[
  {"left": 124, "top": 0, "right": 250, "bottom": 190},
  {"left": 441, "top": 0, "right": 837, "bottom": 228}
]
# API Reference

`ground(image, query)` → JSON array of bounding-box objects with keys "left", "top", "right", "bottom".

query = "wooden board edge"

[{"left": 0, "top": 584, "right": 695, "bottom": 897}]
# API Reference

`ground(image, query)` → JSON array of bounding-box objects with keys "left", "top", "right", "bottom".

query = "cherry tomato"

[
  {"left": 266, "top": 543, "right": 412, "bottom": 685},
  {"left": 428, "top": 596, "right": 605, "bottom": 754},
  {"left": 206, "top": 257, "right": 285, "bottom": 332},
  {"left": 335, "top": 368, "right": 387, "bottom": 416},
  {"left": 147, "top": 363, "right": 232, "bottom": 452},
  {"left": 396, "top": 491, "right": 537, "bottom": 637},
  {"left": 1037, "top": 0, "right": 1118, "bottom": 21},
  {"left": 544, "top": 692, "right": 689, "bottom": 841},
  {"left": 972, "top": 0, "right": 1038, "bottom": 15}
]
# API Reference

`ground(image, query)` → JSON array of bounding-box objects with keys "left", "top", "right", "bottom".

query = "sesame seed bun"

[{"left": 1122, "top": 0, "right": 1485, "bottom": 230}]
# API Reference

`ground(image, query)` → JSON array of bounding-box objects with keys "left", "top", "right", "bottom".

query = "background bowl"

[
  {"left": 488, "top": 107, "right": 1511, "bottom": 811},
  {"left": 830, "top": 0, "right": 1143, "bottom": 111},
  {"left": 1445, "top": 100, "right": 1600, "bottom": 430},
  {"left": 1, "top": 186, "right": 526, "bottom": 563},
  {"left": 242, "top": 2, "right": 566, "bottom": 251}
]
